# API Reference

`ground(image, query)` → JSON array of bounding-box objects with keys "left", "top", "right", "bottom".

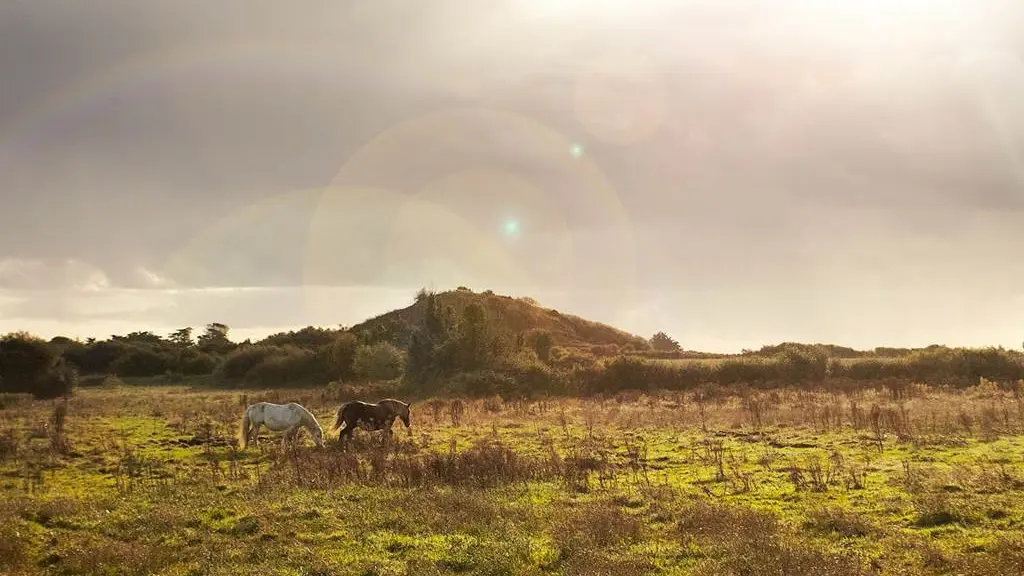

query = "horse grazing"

[
  {"left": 334, "top": 398, "right": 412, "bottom": 442},
  {"left": 239, "top": 402, "right": 325, "bottom": 449}
]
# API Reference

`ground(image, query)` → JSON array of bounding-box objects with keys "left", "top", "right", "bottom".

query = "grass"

[{"left": 1, "top": 381, "right": 1023, "bottom": 575}]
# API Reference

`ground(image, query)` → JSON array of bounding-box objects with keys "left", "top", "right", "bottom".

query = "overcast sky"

[{"left": 1, "top": 0, "right": 1023, "bottom": 351}]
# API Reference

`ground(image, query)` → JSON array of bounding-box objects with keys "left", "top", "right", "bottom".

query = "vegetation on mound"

[{"left": 3, "top": 287, "right": 1024, "bottom": 401}]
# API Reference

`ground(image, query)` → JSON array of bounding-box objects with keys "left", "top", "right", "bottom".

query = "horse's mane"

[{"left": 297, "top": 404, "right": 322, "bottom": 430}]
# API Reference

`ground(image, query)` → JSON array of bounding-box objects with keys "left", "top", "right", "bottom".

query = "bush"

[
  {"left": 442, "top": 370, "right": 517, "bottom": 397},
  {"left": 32, "top": 367, "right": 77, "bottom": 399},
  {"left": 549, "top": 348, "right": 600, "bottom": 372},
  {"left": 62, "top": 340, "right": 132, "bottom": 374},
  {"left": 220, "top": 345, "right": 282, "bottom": 380},
  {"left": 0, "top": 333, "right": 57, "bottom": 389},
  {"left": 244, "top": 347, "right": 320, "bottom": 386},
  {"left": 712, "top": 357, "right": 776, "bottom": 385},
  {"left": 773, "top": 344, "right": 830, "bottom": 383},
  {"left": 178, "top": 349, "right": 218, "bottom": 375},
  {"left": 353, "top": 342, "right": 405, "bottom": 381},
  {"left": 110, "top": 347, "right": 173, "bottom": 377},
  {"left": 0, "top": 333, "right": 75, "bottom": 398},
  {"left": 501, "top": 350, "right": 564, "bottom": 397},
  {"left": 524, "top": 329, "right": 554, "bottom": 362},
  {"left": 326, "top": 332, "right": 359, "bottom": 380}
]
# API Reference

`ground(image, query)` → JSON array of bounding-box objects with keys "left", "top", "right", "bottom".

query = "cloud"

[
  {"left": 1, "top": 1, "right": 1022, "bottom": 350},
  {"left": 133, "top": 266, "right": 173, "bottom": 288},
  {"left": 0, "top": 258, "right": 111, "bottom": 291},
  {"left": 0, "top": 283, "right": 419, "bottom": 339}
]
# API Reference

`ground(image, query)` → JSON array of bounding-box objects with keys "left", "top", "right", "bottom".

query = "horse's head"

[
  {"left": 399, "top": 401, "right": 411, "bottom": 429},
  {"left": 297, "top": 408, "right": 325, "bottom": 447},
  {"left": 310, "top": 422, "right": 325, "bottom": 447},
  {"left": 382, "top": 399, "right": 411, "bottom": 428}
]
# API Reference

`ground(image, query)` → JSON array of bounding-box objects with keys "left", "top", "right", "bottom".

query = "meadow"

[{"left": 2, "top": 379, "right": 1023, "bottom": 575}]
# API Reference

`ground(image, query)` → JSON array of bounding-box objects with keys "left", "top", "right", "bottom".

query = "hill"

[
  {"left": 5, "top": 286, "right": 1024, "bottom": 400},
  {"left": 347, "top": 287, "right": 651, "bottom": 352}
]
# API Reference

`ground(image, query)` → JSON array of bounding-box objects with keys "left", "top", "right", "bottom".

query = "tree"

[
  {"left": 407, "top": 291, "right": 457, "bottom": 381},
  {"left": 111, "top": 347, "right": 173, "bottom": 377},
  {"left": 457, "top": 302, "right": 490, "bottom": 370},
  {"left": 113, "top": 331, "right": 165, "bottom": 346},
  {"left": 327, "top": 332, "right": 359, "bottom": 380},
  {"left": 353, "top": 342, "right": 405, "bottom": 381},
  {"left": 415, "top": 287, "right": 431, "bottom": 303},
  {"left": 0, "top": 332, "right": 57, "bottom": 391},
  {"left": 528, "top": 329, "right": 554, "bottom": 363},
  {"left": 49, "top": 336, "right": 76, "bottom": 348},
  {"left": 0, "top": 332, "right": 74, "bottom": 398},
  {"left": 650, "top": 331, "right": 682, "bottom": 353},
  {"left": 63, "top": 340, "right": 130, "bottom": 374},
  {"left": 197, "top": 323, "right": 233, "bottom": 353},
  {"left": 169, "top": 327, "right": 194, "bottom": 347}
]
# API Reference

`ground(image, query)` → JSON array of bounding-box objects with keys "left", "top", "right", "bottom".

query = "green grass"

[{"left": 2, "top": 383, "right": 1023, "bottom": 574}]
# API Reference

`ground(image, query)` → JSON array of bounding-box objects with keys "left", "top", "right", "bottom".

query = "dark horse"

[{"left": 334, "top": 398, "right": 412, "bottom": 442}]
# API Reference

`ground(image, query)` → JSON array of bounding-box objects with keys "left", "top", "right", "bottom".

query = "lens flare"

[{"left": 502, "top": 219, "right": 521, "bottom": 236}]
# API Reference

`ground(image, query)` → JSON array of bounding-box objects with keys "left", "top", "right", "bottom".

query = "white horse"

[{"left": 238, "top": 402, "right": 324, "bottom": 449}]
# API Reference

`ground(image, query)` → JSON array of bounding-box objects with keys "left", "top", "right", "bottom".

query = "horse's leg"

[
  {"left": 284, "top": 426, "right": 298, "bottom": 448},
  {"left": 250, "top": 422, "right": 261, "bottom": 448},
  {"left": 338, "top": 422, "right": 353, "bottom": 450}
]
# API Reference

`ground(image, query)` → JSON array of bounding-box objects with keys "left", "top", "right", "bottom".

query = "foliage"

[
  {"left": 650, "top": 331, "right": 682, "bottom": 352},
  {"left": 0, "top": 332, "right": 75, "bottom": 398},
  {"left": 525, "top": 329, "right": 554, "bottom": 363},
  {"left": 197, "top": 323, "right": 233, "bottom": 354},
  {"left": 7, "top": 288, "right": 1024, "bottom": 398},
  {"left": 326, "top": 332, "right": 359, "bottom": 381},
  {"left": 353, "top": 342, "right": 405, "bottom": 381}
]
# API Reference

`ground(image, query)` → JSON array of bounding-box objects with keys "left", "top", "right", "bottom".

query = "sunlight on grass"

[{"left": 1, "top": 383, "right": 1023, "bottom": 574}]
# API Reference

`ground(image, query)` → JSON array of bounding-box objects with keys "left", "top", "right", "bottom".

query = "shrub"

[
  {"left": 711, "top": 357, "right": 776, "bottom": 385},
  {"left": 0, "top": 332, "right": 57, "bottom": 388},
  {"left": 501, "top": 351, "right": 564, "bottom": 397},
  {"left": 326, "top": 332, "right": 359, "bottom": 379},
  {"left": 0, "top": 333, "right": 75, "bottom": 398},
  {"left": 353, "top": 342, "right": 405, "bottom": 381},
  {"left": 178, "top": 349, "right": 218, "bottom": 375},
  {"left": 549, "top": 348, "right": 599, "bottom": 372},
  {"left": 220, "top": 345, "right": 282, "bottom": 380},
  {"left": 243, "top": 346, "right": 322, "bottom": 386},
  {"left": 773, "top": 344, "right": 830, "bottom": 383},
  {"left": 110, "top": 347, "right": 173, "bottom": 377},
  {"left": 443, "top": 370, "right": 517, "bottom": 397},
  {"left": 521, "top": 329, "right": 554, "bottom": 362},
  {"left": 244, "top": 354, "right": 296, "bottom": 386},
  {"left": 62, "top": 340, "right": 132, "bottom": 374}
]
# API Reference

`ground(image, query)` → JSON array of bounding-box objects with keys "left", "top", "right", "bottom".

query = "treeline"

[
  {"left": 2, "top": 289, "right": 1023, "bottom": 399},
  {"left": 582, "top": 344, "right": 1024, "bottom": 394},
  {"left": 0, "top": 323, "right": 407, "bottom": 399}
]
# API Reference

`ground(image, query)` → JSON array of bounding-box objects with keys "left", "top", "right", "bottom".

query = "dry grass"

[{"left": 0, "top": 381, "right": 1023, "bottom": 574}]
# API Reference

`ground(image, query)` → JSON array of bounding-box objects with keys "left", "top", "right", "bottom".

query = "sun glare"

[
  {"left": 801, "top": 0, "right": 976, "bottom": 38},
  {"left": 502, "top": 218, "right": 521, "bottom": 236},
  {"left": 521, "top": 0, "right": 634, "bottom": 19}
]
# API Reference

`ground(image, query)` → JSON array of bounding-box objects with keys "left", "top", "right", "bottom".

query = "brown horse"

[{"left": 334, "top": 398, "right": 411, "bottom": 443}]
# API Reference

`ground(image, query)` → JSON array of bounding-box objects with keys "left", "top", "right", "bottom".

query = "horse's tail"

[
  {"left": 334, "top": 402, "right": 349, "bottom": 429},
  {"left": 239, "top": 407, "right": 252, "bottom": 449}
]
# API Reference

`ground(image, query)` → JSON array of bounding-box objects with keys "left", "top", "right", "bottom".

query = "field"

[{"left": 2, "top": 381, "right": 1024, "bottom": 575}]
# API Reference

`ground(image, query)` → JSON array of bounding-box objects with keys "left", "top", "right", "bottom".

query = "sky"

[{"left": 1, "top": 0, "right": 1023, "bottom": 352}]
